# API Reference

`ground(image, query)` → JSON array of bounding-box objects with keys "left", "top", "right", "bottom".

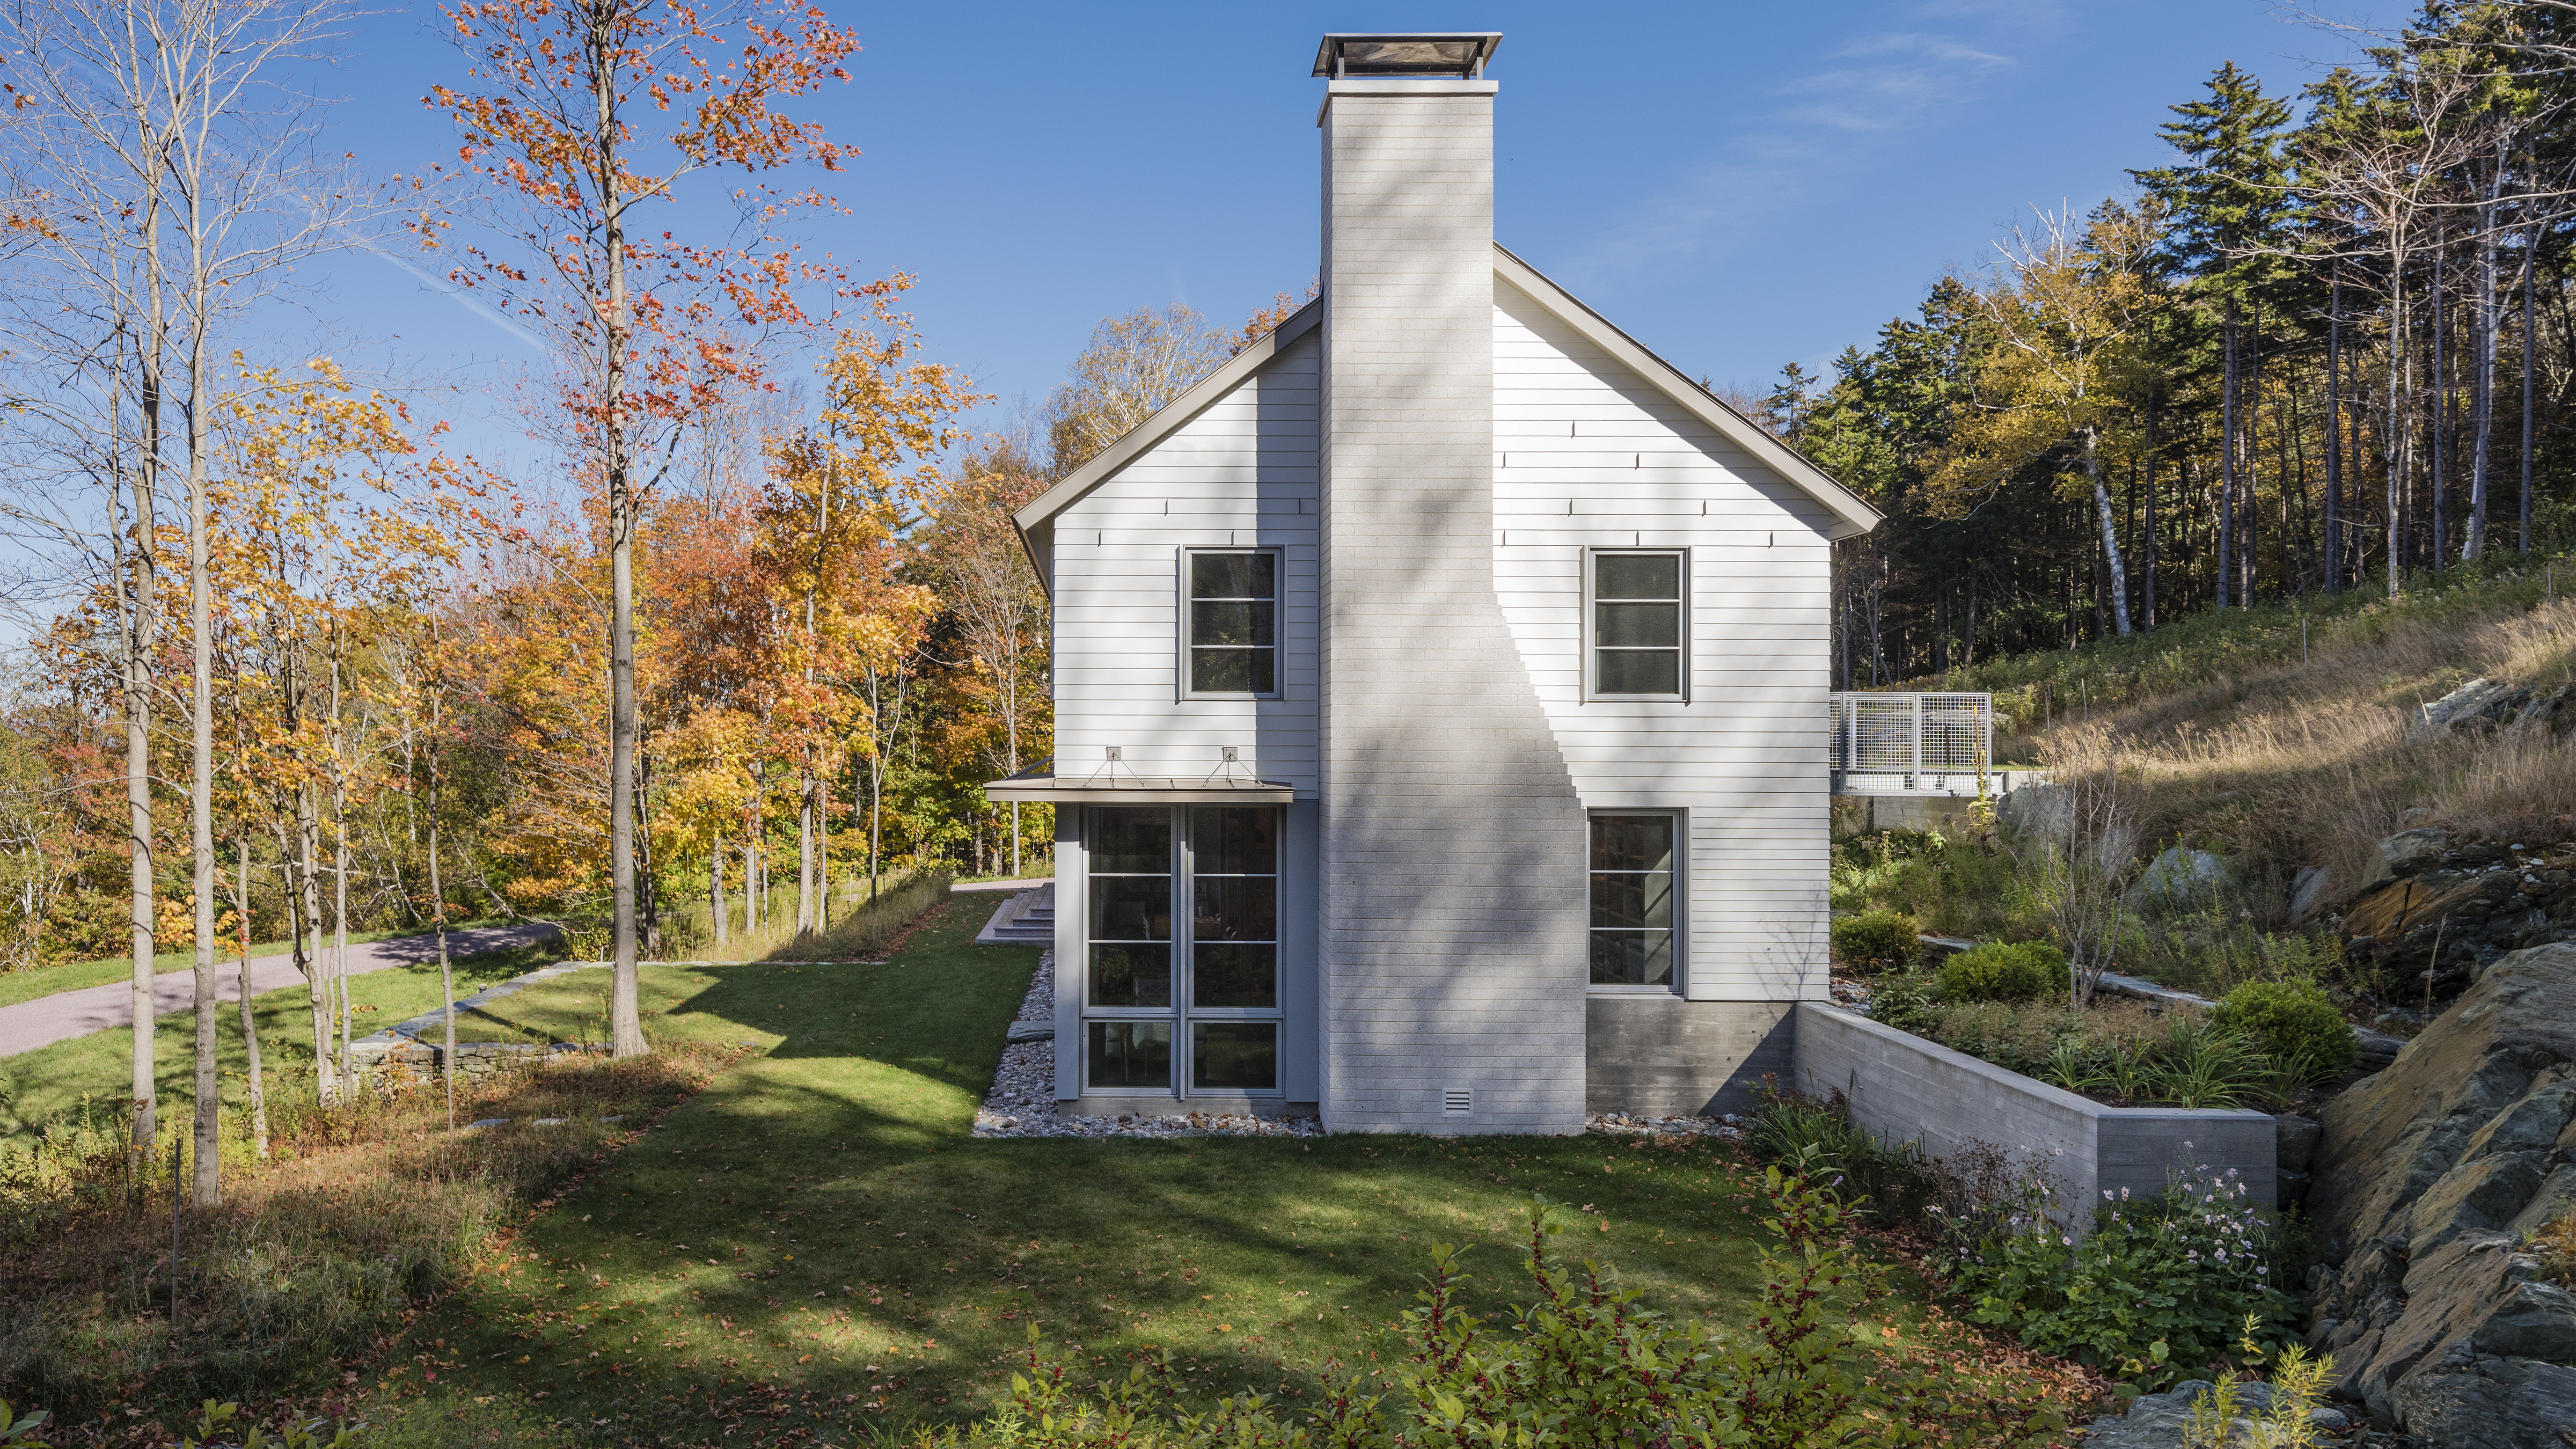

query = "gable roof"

[
  {"left": 1014, "top": 247, "right": 1882, "bottom": 589},
  {"left": 1490, "top": 245, "right": 1882, "bottom": 542}
]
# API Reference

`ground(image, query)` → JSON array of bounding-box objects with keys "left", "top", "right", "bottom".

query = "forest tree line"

[
  {"left": 1773, "top": 4, "right": 2576, "bottom": 682},
  {"left": 0, "top": 0, "right": 1307, "bottom": 1199}
]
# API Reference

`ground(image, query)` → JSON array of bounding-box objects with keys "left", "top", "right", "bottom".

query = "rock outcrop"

[
  {"left": 2409, "top": 676, "right": 2576, "bottom": 744},
  {"left": 2304, "top": 942, "right": 2576, "bottom": 1445},
  {"left": 2132, "top": 845, "right": 2231, "bottom": 905},
  {"left": 2341, "top": 827, "right": 2576, "bottom": 994}
]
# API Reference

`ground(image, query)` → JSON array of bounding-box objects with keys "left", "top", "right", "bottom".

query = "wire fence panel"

[{"left": 1829, "top": 692, "right": 1992, "bottom": 793}]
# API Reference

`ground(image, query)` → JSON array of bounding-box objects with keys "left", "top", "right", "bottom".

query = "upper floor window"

[
  {"left": 1587, "top": 549, "right": 1686, "bottom": 700},
  {"left": 1184, "top": 549, "right": 1279, "bottom": 698}
]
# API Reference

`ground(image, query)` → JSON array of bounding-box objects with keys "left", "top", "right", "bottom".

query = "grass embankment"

[
  {"left": 655, "top": 870, "right": 953, "bottom": 964},
  {"left": 0, "top": 936, "right": 569, "bottom": 1145},
  {"left": 1898, "top": 555, "right": 2576, "bottom": 909},
  {"left": 0, "top": 921, "right": 514, "bottom": 1012}
]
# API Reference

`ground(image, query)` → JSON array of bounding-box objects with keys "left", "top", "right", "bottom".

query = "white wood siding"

[
  {"left": 1052, "top": 330, "right": 1321, "bottom": 794},
  {"left": 1492, "top": 278, "right": 1832, "bottom": 1001}
]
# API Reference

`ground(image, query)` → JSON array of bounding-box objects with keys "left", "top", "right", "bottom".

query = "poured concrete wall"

[
  {"left": 1587, "top": 997, "right": 1793, "bottom": 1117},
  {"left": 1316, "top": 77, "right": 1586, "bottom": 1135},
  {"left": 1795, "top": 1003, "right": 2275, "bottom": 1226}
]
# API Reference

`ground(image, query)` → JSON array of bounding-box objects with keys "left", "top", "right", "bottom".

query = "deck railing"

[{"left": 1829, "top": 692, "right": 1993, "bottom": 795}]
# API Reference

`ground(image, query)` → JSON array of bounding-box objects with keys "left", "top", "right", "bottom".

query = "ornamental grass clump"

[{"left": 1945, "top": 1157, "right": 2296, "bottom": 1391}]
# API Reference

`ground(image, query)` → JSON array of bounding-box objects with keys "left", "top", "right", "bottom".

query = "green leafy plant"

[
  {"left": 1741, "top": 1077, "right": 1930, "bottom": 1224},
  {"left": 1948, "top": 1159, "right": 2295, "bottom": 1391},
  {"left": 2211, "top": 979, "right": 2358, "bottom": 1084},
  {"left": 174, "top": 1400, "right": 364, "bottom": 1449},
  {"left": 1940, "top": 940, "right": 2067, "bottom": 1003},
  {"left": 1861, "top": 969, "right": 1945, "bottom": 1036},
  {"left": 0, "top": 1397, "right": 48, "bottom": 1448},
  {"left": 1831, "top": 910, "right": 1921, "bottom": 975}
]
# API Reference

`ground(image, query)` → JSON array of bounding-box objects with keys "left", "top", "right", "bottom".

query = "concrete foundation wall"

[
  {"left": 1587, "top": 997, "right": 1792, "bottom": 1116},
  {"left": 1795, "top": 1003, "right": 2275, "bottom": 1226}
]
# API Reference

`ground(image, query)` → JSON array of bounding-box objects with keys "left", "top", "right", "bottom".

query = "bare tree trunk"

[
  {"left": 2244, "top": 312, "right": 2261, "bottom": 605},
  {"left": 2085, "top": 428, "right": 2132, "bottom": 636},
  {"left": 429, "top": 751, "right": 453, "bottom": 1133},
  {"left": 233, "top": 831, "right": 266, "bottom": 1159},
  {"left": 185, "top": 159, "right": 218, "bottom": 1206},
  {"left": 2523, "top": 206, "right": 2537, "bottom": 554},
  {"left": 2389, "top": 258, "right": 2412, "bottom": 598},
  {"left": 126, "top": 489, "right": 157, "bottom": 1158},
  {"left": 592, "top": 19, "right": 646, "bottom": 1058},
  {"left": 299, "top": 777, "right": 332, "bottom": 1103},
  {"left": 2470, "top": 141, "right": 2505, "bottom": 561},
  {"left": 2326, "top": 274, "right": 2344, "bottom": 590},
  {"left": 330, "top": 635, "right": 353, "bottom": 1100},
  {"left": 711, "top": 829, "right": 727, "bottom": 945},
  {"left": 2219, "top": 299, "right": 2238, "bottom": 610},
  {"left": 2434, "top": 247, "right": 2452, "bottom": 567}
]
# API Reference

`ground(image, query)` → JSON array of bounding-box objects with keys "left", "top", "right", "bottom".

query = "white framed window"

[
  {"left": 1179, "top": 548, "right": 1281, "bottom": 699},
  {"left": 1081, "top": 804, "right": 1283, "bottom": 1095},
  {"left": 1589, "top": 809, "right": 1681, "bottom": 991},
  {"left": 1584, "top": 548, "right": 1688, "bottom": 701}
]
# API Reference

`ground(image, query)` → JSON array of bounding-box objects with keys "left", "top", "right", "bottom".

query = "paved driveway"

[{"left": 0, "top": 923, "right": 561, "bottom": 1059}]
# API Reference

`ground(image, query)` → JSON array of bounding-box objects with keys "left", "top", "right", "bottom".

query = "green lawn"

[
  {"left": 380, "top": 901, "right": 1805, "bottom": 1444},
  {"left": 0, "top": 935, "right": 568, "bottom": 1143},
  {"left": 0, "top": 920, "right": 514, "bottom": 1012}
]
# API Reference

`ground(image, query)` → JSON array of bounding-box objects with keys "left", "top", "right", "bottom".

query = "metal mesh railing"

[{"left": 1830, "top": 692, "right": 1992, "bottom": 792}]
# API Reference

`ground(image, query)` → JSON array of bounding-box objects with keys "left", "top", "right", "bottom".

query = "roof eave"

[
  {"left": 1013, "top": 299, "right": 1326, "bottom": 583},
  {"left": 1489, "top": 244, "right": 1884, "bottom": 542}
]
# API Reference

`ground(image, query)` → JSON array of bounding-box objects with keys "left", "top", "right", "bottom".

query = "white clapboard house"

[{"left": 986, "top": 33, "right": 1882, "bottom": 1133}]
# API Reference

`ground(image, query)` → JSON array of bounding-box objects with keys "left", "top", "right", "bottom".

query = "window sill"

[{"left": 1587, "top": 985, "right": 1682, "bottom": 996}]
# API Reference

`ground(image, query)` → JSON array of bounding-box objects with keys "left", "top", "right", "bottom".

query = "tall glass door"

[{"left": 1083, "top": 805, "right": 1280, "bottom": 1099}]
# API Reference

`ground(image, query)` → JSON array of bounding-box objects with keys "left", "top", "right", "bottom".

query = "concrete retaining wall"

[{"left": 1794, "top": 1002, "right": 2275, "bottom": 1227}]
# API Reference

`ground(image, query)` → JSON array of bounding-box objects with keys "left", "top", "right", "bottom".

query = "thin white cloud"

[
  {"left": 1561, "top": 9, "right": 2025, "bottom": 283},
  {"left": 363, "top": 239, "right": 550, "bottom": 356}
]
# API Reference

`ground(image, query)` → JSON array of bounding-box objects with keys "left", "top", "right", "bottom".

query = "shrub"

[
  {"left": 1946, "top": 1160, "right": 2297, "bottom": 1391},
  {"left": 2211, "top": 979, "right": 2358, "bottom": 1083},
  {"left": 1831, "top": 910, "right": 1920, "bottom": 974},
  {"left": 962, "top": 1159, "right": 2067, "bottom": 1447},
  {"left": 1939, "top": 941, "right": 2067, "bottom": 1002}
]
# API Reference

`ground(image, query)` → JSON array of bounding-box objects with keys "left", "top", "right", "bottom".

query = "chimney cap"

[{"left": 1311, "top": 33, "right": 1502, "bottom": 79}]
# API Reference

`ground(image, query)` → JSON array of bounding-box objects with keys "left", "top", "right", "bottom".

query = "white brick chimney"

[{"left": 1313, "top": 33, "right": 1587, "bottom": 1135}]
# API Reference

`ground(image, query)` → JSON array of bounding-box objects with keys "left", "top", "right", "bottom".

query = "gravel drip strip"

[
  {"left": 1587, "top": 1111, "right": 1743, "bottom": 1139},
  {"left": 972, "top": 952, "right": 1326, "bottom": 1139},
  {"left": 971, "top": 954, "right": 1748, "bottom": 1143}
]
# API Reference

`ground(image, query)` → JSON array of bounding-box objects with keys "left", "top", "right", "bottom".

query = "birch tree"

[
  {"left": 1, "top": 0, "right": 358, "bottom": 1182},
  {"left": 428, "top": 0, "right": 859, "bottom": 1055},
  {"left": 1930, "top": 204, "right": 2158, "bottom": 638}
]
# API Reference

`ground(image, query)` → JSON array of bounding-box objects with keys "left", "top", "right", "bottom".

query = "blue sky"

[{"left": 313, "top": 0, "right": 2404, "bottom": 457}]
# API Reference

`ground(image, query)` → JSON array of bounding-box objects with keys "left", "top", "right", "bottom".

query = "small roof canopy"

[
  {"left": 983, "top": 760, "right": 1294, "bottom": 806},
  {"left": 1312, "top": 33, "right": 1501, "bottom": 78}
]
